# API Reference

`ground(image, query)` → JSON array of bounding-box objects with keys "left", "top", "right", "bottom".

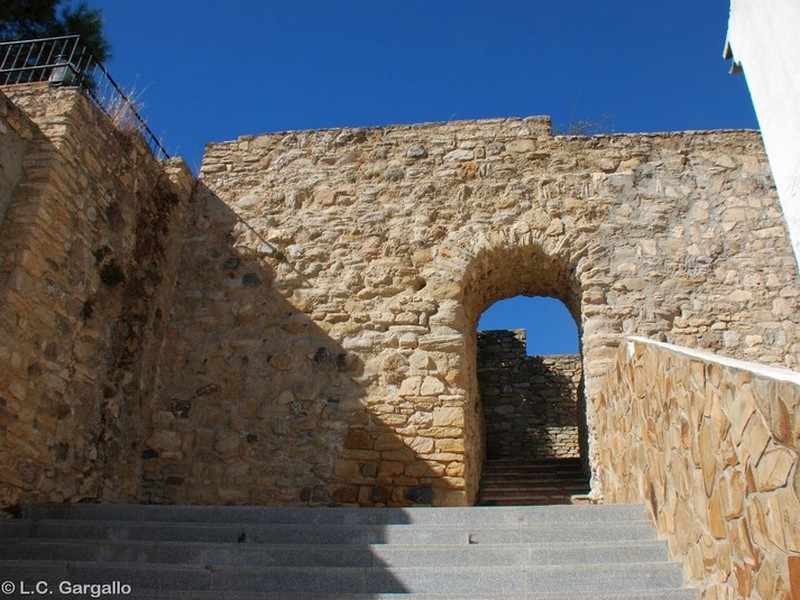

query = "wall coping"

[{"left": 627, "top": 336, "right": 800, "bottom": 385}]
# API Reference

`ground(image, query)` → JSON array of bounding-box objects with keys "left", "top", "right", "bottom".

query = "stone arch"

[{"left": 422, "top": 224, "right": 611, "bottom": 501}]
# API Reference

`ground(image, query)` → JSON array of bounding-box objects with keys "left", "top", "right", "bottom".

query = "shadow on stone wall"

[
  {"left": 477, "top": 329, "right": 582, "bottom": 460},
  {"left": 142, "top": 183, "right": 473, "bottom": 593},
  {"left": 145, "top": 183, "right": 454, "bottom": 513},
  {"left": 0, "top": 86, "right": 193, "bottom": 512}
]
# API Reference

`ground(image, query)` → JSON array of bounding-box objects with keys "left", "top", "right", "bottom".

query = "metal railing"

[{"left": 0, "top": 35, "right": 170, "bottom": 160}]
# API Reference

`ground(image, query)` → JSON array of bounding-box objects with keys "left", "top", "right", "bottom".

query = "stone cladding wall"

[
  {"left": 148, "top": 116, "right": 800, "bottom": 507},
  {"left": 477, "top": 329, "right": 581, "bottom": 459},
  {"left": 597, "top": 337, "right": 800, "bottom": 599},
  {"left": 0, "top": 86, "right": 195, "bottom": 512}
]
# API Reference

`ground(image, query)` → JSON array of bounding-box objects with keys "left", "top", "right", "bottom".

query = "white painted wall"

[{"left": 727, "top": 0, "right": 800, "bottom": 270}]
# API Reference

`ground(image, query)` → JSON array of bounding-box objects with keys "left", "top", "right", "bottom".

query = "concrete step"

[
  {"left": 0, "top": 518, "right": 658, "bottom": 545},
  {"left": 0, "top": 502, "right": 695, "bottom": 598},
  {"left": 125, "top": 592, "right": 698, "bottom": 600},
  {"left": 23, "top": 502, "right": 642, "bottom": 525},
  {"left": 0, "top": 560, "right": 688, "bottom": 596},
  {"left": 0, "top": 538, "right": 671, "bottom": 567}
]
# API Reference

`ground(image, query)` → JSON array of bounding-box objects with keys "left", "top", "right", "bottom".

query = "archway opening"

[
  {"left": 474, "top": 294, "right": 589, "bottom": 505},
  {"left": 478, "top": 295, "right": 579, "bottom": 355}
]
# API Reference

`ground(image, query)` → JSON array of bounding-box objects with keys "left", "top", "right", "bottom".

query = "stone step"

[
  {"left": 479, "top": 458, "right": 591, "bottom": 506},
  {"left": 483, "top": 460, "right": 585, "bottom": 467},
  {"left": 478, "top": 490, "right": 591, "bottom": 500},
  {"left": 479, "top": 490, "right": 591, "bottom": 500},
  {"left": 23, "top": 502, "right": 642, "bottom": 525},
  {"left": 0, "top": 518, "right": 658, "bottom": 546},
  {"left": 0, "top": 538, "right": 671, "bottom": 567},
  {"left": 126, "top": 591, "right": 698, "bottom": 600},
  {"left": 479, "top": 481, "right": 591, "bottom": 489},
  {"left": 476, "top": 495, "right": 591, "bottom": 506},
  {"left": 481, "top": 479, "right": 588, "bottom": 487},
  {"left": 478, "top": 497, "right": 592, "bottom": 506},
  {"left": 482, "top": 466, "right": 586, "bottom": 475},
  {"left": 481, "top": 472, "right": 587, "bottom": 480},
  {"left": 480, "top": 473, "right": 589, "bottom": 481},
  {"left": 483, "top": 459, "right": 585, "bottom": 467},
  {"left": 481, "top": 466, "right": 587, "bottom": 474},
  {"left": 0, "top": 560, "right": 688, "bottom": 596}
]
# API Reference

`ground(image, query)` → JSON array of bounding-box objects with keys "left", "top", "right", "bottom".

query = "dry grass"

[{"left": 104, "top": 82, "right": 147, "bottom": 133}]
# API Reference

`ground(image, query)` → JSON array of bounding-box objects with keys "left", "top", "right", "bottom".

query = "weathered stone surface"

[
  {"left": 755, "top": 447, "right": 795, "bottom": 492},
  {"left": 597, "top": 338, "right": 800, "bottom": 600},
  {"left": 478, "top": 330, "right": 581, "bottom": 459},
  {"left": 432, "top": 407, "right": 464, "bottom": 428},
  {"left": 3, "top": 84, "right": 800, "bottom": 537},
  {"left": 0, "top": 86, "right": 194, "bottom": 511},
  {"left": 419, "top": 376, "right": 445, "bottom": 396}
]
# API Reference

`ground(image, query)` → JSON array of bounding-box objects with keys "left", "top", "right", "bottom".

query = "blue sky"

[{"left": 93, "top": 1, "right": 756, "bottom": 354}]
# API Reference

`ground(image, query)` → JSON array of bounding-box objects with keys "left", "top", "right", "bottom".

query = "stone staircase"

[
  {"left": 0, "top": 503, "right": 696, "bottom": 599},
  {"left": 478, "top": 458, "right": 591, "bottom": 505}
]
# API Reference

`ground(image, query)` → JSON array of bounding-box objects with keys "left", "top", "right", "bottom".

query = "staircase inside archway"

[{"left": 476, "top": 329, "right": 591, "bottom": 505}]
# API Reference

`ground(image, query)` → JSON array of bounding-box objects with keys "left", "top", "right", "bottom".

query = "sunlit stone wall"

[{"left": 597, "top": 337, "right": 800, "bottom": 599}]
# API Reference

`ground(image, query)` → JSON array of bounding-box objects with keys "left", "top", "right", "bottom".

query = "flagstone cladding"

[{"left": 598, "top": 337, "right": 800, "bottom": 599}]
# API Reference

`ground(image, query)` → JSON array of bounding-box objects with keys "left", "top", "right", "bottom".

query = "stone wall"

[
  {"left": 147, "top": 117, "right": 800, "bottom": 506},
  {"left": 0, "top": 86, "right": 195, "bottom": 512},
  {"left": 0, "top": 91, "right": 36, "bottom": 226},
  {"left": 596, "top": 337, "right": 800, "bottom": 599},
  {"left": 2, "top": 84, "right": 799, "bottom": 511},
  {"left": 477, "top": 329, "right": 581, "bottom": 459}
]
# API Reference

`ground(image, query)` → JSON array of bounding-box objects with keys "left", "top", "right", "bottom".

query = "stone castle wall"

[
  {"left": 0, "top": 92, "right": 36, "bottom": 226},
  {"left": 597, "top": 337, "right": 800, "bottom": 599},
  {"left": 146, "top": 116, "right": 800, "bottom": 507},
  {"left": 477, "top": 329, "right": 581, "bottom": 460},
  {"left": 0, "top": 86, "right": 194, "bottom": 511},
  {"left": 1, "top": 85, "right": 799, "bottom": 512}
]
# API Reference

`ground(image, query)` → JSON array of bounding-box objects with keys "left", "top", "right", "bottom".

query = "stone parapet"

[{"left": 597, "top": 336, "right": 800, "bottom": 599}]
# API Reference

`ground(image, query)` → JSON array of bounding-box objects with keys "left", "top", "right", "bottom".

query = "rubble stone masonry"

[
  {"left": 0, "top": 86, "right": 194, "bottom": 510},
  {"left": 477, "top": 329, "right": 581, "bottom": 460},
  {"left": 1, "top": 85, "right": 800, "bottom": 528},
  {"left": 149, "top": 114, "right": 800, "bottom": 507}
]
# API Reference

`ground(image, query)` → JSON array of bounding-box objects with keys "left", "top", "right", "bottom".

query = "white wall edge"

[{"left": 626, "top": 336, "right": 800, "bottom": 385}]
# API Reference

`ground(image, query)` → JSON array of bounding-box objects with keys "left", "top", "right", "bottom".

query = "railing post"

[{"left": 48, "top": 55, "right": 78, "bottom": 86}]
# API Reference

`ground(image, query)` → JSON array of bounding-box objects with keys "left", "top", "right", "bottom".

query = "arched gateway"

[{"left": 145, "top": 116, "right": 800, "bottom": 506}]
